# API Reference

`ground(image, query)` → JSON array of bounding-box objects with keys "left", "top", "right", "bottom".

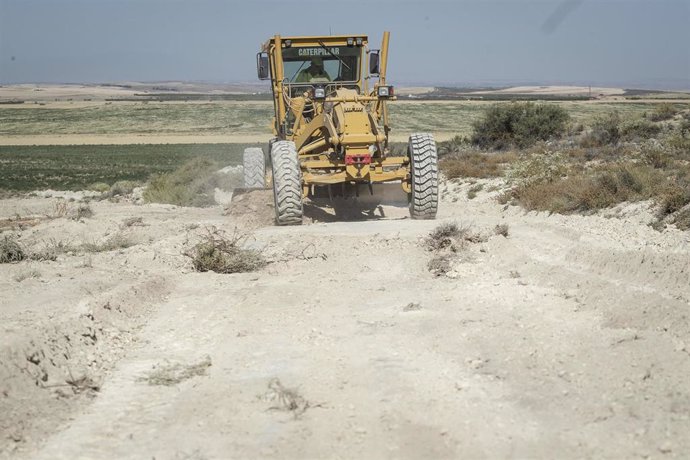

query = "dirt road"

[{"left": 2, "top": 181, "right": 689, "bottom": 459}]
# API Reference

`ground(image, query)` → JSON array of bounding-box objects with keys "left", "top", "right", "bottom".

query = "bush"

[
  {"left": 647, "top": 104, "right": 678, "bottom": 122},
  {"left": 144, "top": 158, "right": 219, "bottom": 207},
  {"left": 470, "top": 102, "right": 570, "bottom": 150},
  {"left": 184, "top": 227, "right": 266, "bottom": 274},
  {"left": 581, "top": 112, "right": 621, "bottom": 147},
  {"left": 88, "top": 182, "right": 110, "bottom": 193},
  {"left": 109, "top": 180, "right": 140, "bottom": 197},
  {"left": 0, "top": 235, "right": 25, "bottom": 263},
  {"left": 620, "top": 118, "right": 662, "bottom": 141}
]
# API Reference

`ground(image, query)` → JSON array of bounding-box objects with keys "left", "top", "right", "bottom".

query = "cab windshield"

[{"left": 282, "top": 46, "right": 360, "bottom": 84}]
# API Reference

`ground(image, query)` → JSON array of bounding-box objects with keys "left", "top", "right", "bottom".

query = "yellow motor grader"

[{"left": 243, "top": 32, "right": 438, "bottom": 225}]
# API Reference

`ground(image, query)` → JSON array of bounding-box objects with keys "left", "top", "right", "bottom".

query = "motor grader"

[{"left": 243, "top": 32, "right": 438, "bottom": 225}]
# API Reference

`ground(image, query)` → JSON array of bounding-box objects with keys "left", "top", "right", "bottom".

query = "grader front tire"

[
  {"left": 270, "top": 141, "right": 303, "bottom": 226},
  {"left": 243, "top": 147, "right": 266, "bottom": 189},
  {"left": 408, "top": 133, "right": 439, "bottom": 220}
]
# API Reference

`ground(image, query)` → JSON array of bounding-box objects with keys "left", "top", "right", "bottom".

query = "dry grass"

[
  {"left": 467, "top": 183, "right": 484, "bottom": 199},
  {"left": 0, "top": 235, "right": 25, "bottom": 263},
  {"left": 82, "top": 232, "right": 135, "bottom": 253},
  {"left": 184, "top": 227, "right": 266, "bottom": 274},
  {"left": 30, "top": 238, "right": 78, "bottom": 261},
  {"left": 440, "top": 151, "right": 518, "bottom": 179},
  {"left": 513, "top": 164, "right": 668, "bottom": 214},
  {"left": 141, "top": 356, "right": 212, "bottom": 386},
  {"left": 13, "top": 269, "right": 41, "bottom": 282}
]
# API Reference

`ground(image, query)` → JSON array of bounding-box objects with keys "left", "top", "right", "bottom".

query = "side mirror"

[
  {"left": 369, "top": 50, "right": 380, "bottom": 76},
  {"left": 256, "top": 52, "right": 270, "bottom": 80}
]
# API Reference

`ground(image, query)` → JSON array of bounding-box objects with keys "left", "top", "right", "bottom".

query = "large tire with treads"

[
  {"left": 408, "top": 133, "right": 439, "bottom": 219},
  {"left": 270, "top": 141, "right": 303, "bottom": 225},
  {"left": 243, "top": 147, "right": 266, "bottom": 188}
]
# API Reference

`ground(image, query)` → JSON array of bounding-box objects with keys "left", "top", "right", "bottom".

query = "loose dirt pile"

[{"left": 1, "top": 179, "right": 689, "bottom": 459}]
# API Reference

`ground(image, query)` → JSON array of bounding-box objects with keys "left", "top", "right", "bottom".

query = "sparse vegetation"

[
  {"left": 470, "top": 102, "right": 570, "bottom": 149},
  {"left": 184, "top": 227, "right": 266, "bottom": 274}
]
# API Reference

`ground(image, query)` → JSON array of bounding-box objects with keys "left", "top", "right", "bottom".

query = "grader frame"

[{"left": 244, "top": 32, "right": 438, "bottom": 225}]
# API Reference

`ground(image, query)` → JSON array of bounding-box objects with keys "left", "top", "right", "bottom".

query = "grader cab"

[{"left": 243, "top": 32, "right": 438, "bottom": 225}]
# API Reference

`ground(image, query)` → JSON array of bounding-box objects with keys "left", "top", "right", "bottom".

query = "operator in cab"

[{"left": 296, "top": 56, "right": 331, "bottom": 83}]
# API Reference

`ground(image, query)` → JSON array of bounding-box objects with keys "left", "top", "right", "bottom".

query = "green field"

[
  {"left": 2, "top": 101, "right": 688, "bottom": 139},
  {"left": 0, "top": 144, "right": 257, "bottom": 192}
]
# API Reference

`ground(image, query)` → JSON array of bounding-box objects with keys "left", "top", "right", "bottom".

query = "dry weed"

[
  {"left": 262, "top": 378, "right": 312, "bottom": 418},
  {"left": 184, "top": 227, "right": 266, "bottom": 274},
  {"left": 140, "top": 356, "right": 212, "bottom": 386},
  {"left": 0, "top": 235, "right": 25, "bottom": 263},
  {"left": 494, "top": 224, "right": 510, "bottom": 237}
]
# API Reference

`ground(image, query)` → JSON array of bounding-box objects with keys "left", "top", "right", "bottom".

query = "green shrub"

[
  {"left": 144, "top": 158, "right": 219, "bottom": 207},
  {"left": 620, "top": 118, "right": 661, "bottom": 141},
  {"left": 109, "top": 180, "right": 140, "bottom": 197},
  {"left": 470, "top": 102, "right": 570, "bottom": 149},
  {"left": 581, "top": 112, "right": 621, "bottom": 147},
  {"left": 88, "top": 182, "right": 110, "bottom": 193}
]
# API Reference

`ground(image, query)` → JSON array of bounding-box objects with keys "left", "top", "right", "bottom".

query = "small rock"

[{"left": 658, "top": 441, "right": 673, "bottom": 454}]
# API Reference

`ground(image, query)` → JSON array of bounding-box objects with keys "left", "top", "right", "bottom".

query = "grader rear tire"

[
  {"left": 243, "top": 147, "right": 266, "bottom": 188},
  {"left": 408, "top": 133, "right": 439, "bottom": 219},
  {"left": 270, "top": 141, "right": 303, "bottom": 226}
]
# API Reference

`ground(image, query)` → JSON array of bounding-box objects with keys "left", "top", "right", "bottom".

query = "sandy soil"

[{"left": 1, "top": 178, "right": 689, "bottom": 459}]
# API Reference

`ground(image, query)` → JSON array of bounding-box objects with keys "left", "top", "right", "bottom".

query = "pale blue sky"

[{"left": 0, "top": 0, "right": 688, "bottom": 88}]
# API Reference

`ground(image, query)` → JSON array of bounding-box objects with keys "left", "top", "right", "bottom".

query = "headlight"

[
  {"left": 377, "top": 85, "right": 394, "bottom": 98},
  {"left": 313, "top": 86, "right": 326, "bottom": 99}
]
